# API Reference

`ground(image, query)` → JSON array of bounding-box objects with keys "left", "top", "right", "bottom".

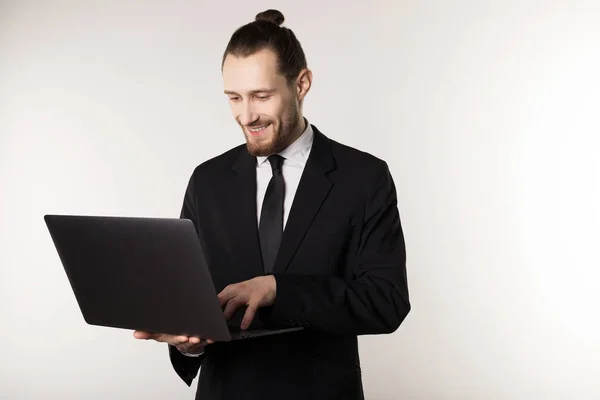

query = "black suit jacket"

[{"left": 168, "top": 125, "right": 410, "bottom": 400}]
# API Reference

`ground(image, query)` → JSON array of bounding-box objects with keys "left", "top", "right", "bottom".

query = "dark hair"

[{"left": 221, "top": 9, "right": 307, "bottom": 85}]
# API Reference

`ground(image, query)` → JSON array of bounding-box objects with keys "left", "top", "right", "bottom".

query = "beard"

[{"left": 242, "top": 104, "right": 300, "bottom": 157}]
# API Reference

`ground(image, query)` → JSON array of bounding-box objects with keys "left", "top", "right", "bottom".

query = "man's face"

[{"left": 223, "top": 48, "right": 301, "bottom": 157}]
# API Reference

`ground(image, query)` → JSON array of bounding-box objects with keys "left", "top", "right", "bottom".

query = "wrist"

[{"left": 179, "top": 348, "right": 203, "bottom": 357}]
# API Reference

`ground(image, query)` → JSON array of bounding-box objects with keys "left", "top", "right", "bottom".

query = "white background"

[{"left": 1, "top": 1, "right": 599, "bottom": 399}]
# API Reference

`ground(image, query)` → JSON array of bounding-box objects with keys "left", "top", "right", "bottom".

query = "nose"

[{"left": 239, "top": 101, "right": 259, "bottom": 126}]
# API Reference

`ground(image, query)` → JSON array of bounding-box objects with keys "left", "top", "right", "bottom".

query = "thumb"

[{"left": 133, "top": 331, "right": 154, "bottom": 340}]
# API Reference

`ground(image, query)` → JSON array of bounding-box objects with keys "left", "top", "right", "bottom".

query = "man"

[{"left": 134, "top": 9, "right": 410, "bottom": 400}]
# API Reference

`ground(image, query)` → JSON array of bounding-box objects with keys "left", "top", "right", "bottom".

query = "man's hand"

[
  {"left": 218, "top": 275, "right": 276, "bottom": 330},
  {"left": 133, "top": 331, "right": 214, "bottom": 355}
]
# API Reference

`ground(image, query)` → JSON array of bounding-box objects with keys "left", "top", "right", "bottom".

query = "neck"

[{"left": 288, "top": 116, "right": 306, "bottom": 144}]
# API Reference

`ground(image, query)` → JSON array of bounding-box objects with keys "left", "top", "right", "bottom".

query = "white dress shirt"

[
  {"left": 181, "top": 119, "right": 314, "bottom": 357},
  {"left": 256, "top": 119, "right": 314, "bottom": 228}
]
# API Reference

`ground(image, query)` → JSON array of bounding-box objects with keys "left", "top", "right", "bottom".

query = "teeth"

[{"left": 249, "top": 124, "right": 268, "bottom": 132}]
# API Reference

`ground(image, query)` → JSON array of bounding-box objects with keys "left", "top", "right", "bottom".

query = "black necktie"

[{"left": 259, "top": 154, "right": 285, "bottom": 274}]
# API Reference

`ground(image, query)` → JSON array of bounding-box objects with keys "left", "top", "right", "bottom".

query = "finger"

[
  {"left": 217, "top": 284, "right": 238, "bottom": 306},
  {"left": 168, "top": 335, "right": 190, "bottom": 345},
  {"left": 133, "top": 331, "right": 153, "bottom": 340},
  {"left": 241, "top": 304, "right": 257, "bottom": 330},
  {"left": 154, "top": 334, "right": 189, "bottom": 344},
  {"left": 133, "top": 331, "right": 190, "bottom": 345},
  {"left": 223, "top": 296, "right": 244, "bottom": 320},
  {"left": 189, "top": 336, "right": 201, "bottom": 344},
  {"left": 178, "top": 342, "right": 206, "bottom": 354},
  {"left": 189, "top": 337, "right": 214, "bottom": 345}
]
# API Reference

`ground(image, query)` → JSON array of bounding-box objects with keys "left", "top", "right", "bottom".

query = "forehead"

[{"left": 222, "top": 48, "right": 286, "bottom": 93}]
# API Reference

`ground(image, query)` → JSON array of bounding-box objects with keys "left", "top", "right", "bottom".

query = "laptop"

[{"left": 43, "top": 214, "right": 303, "bottom": 342}]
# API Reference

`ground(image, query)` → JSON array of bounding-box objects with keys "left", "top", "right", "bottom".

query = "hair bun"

[{"left": 255, "top": 9, "right": 285, "bottom": 26}]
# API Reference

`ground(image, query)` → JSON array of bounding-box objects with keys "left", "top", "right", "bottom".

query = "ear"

[{"left": 296, "top": 68, "right": 312, "bottom": 102}]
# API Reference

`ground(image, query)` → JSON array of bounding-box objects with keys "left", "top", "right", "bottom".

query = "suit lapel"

[
  {"left": 223, "top": 147, "right": 265, "bottom": 278},
  {"left": 272, "top": 127, "right": 336, "bottom": 273}
]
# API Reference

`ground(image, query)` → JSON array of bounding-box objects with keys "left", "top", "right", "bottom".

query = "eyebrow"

[{"left": 224, "top": 89, "right": 277, "bottom": 96}]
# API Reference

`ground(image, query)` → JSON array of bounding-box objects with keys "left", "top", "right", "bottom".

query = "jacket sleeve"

[
  {"left": 168, "top": 344, "right": 205, "bottom": 386},
  {"left": 263, "top": 160, "right": 410, "bottom": 335},
  {"left": 168, "top": 169, "right": 205, "bottom": 386}
]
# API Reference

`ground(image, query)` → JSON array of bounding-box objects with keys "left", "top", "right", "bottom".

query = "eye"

[
  {"left": 256, "top": 95, "right": 271, "bottom": 101},
  {"left": 229, "top": 97, "right": 240, "bottom": 102}
]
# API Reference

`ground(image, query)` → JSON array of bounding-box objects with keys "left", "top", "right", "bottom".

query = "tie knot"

[{"left": 268, "top": 154, "right": 284, "bottom": 171}]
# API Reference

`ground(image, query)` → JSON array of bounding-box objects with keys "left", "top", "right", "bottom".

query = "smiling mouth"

[{"left": 247, "top": 124, "right": 270, "bottom": 135}]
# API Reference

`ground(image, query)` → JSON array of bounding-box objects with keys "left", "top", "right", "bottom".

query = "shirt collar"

[{"left": 256, "top": 118, "right": 314, "bottom": 167}]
